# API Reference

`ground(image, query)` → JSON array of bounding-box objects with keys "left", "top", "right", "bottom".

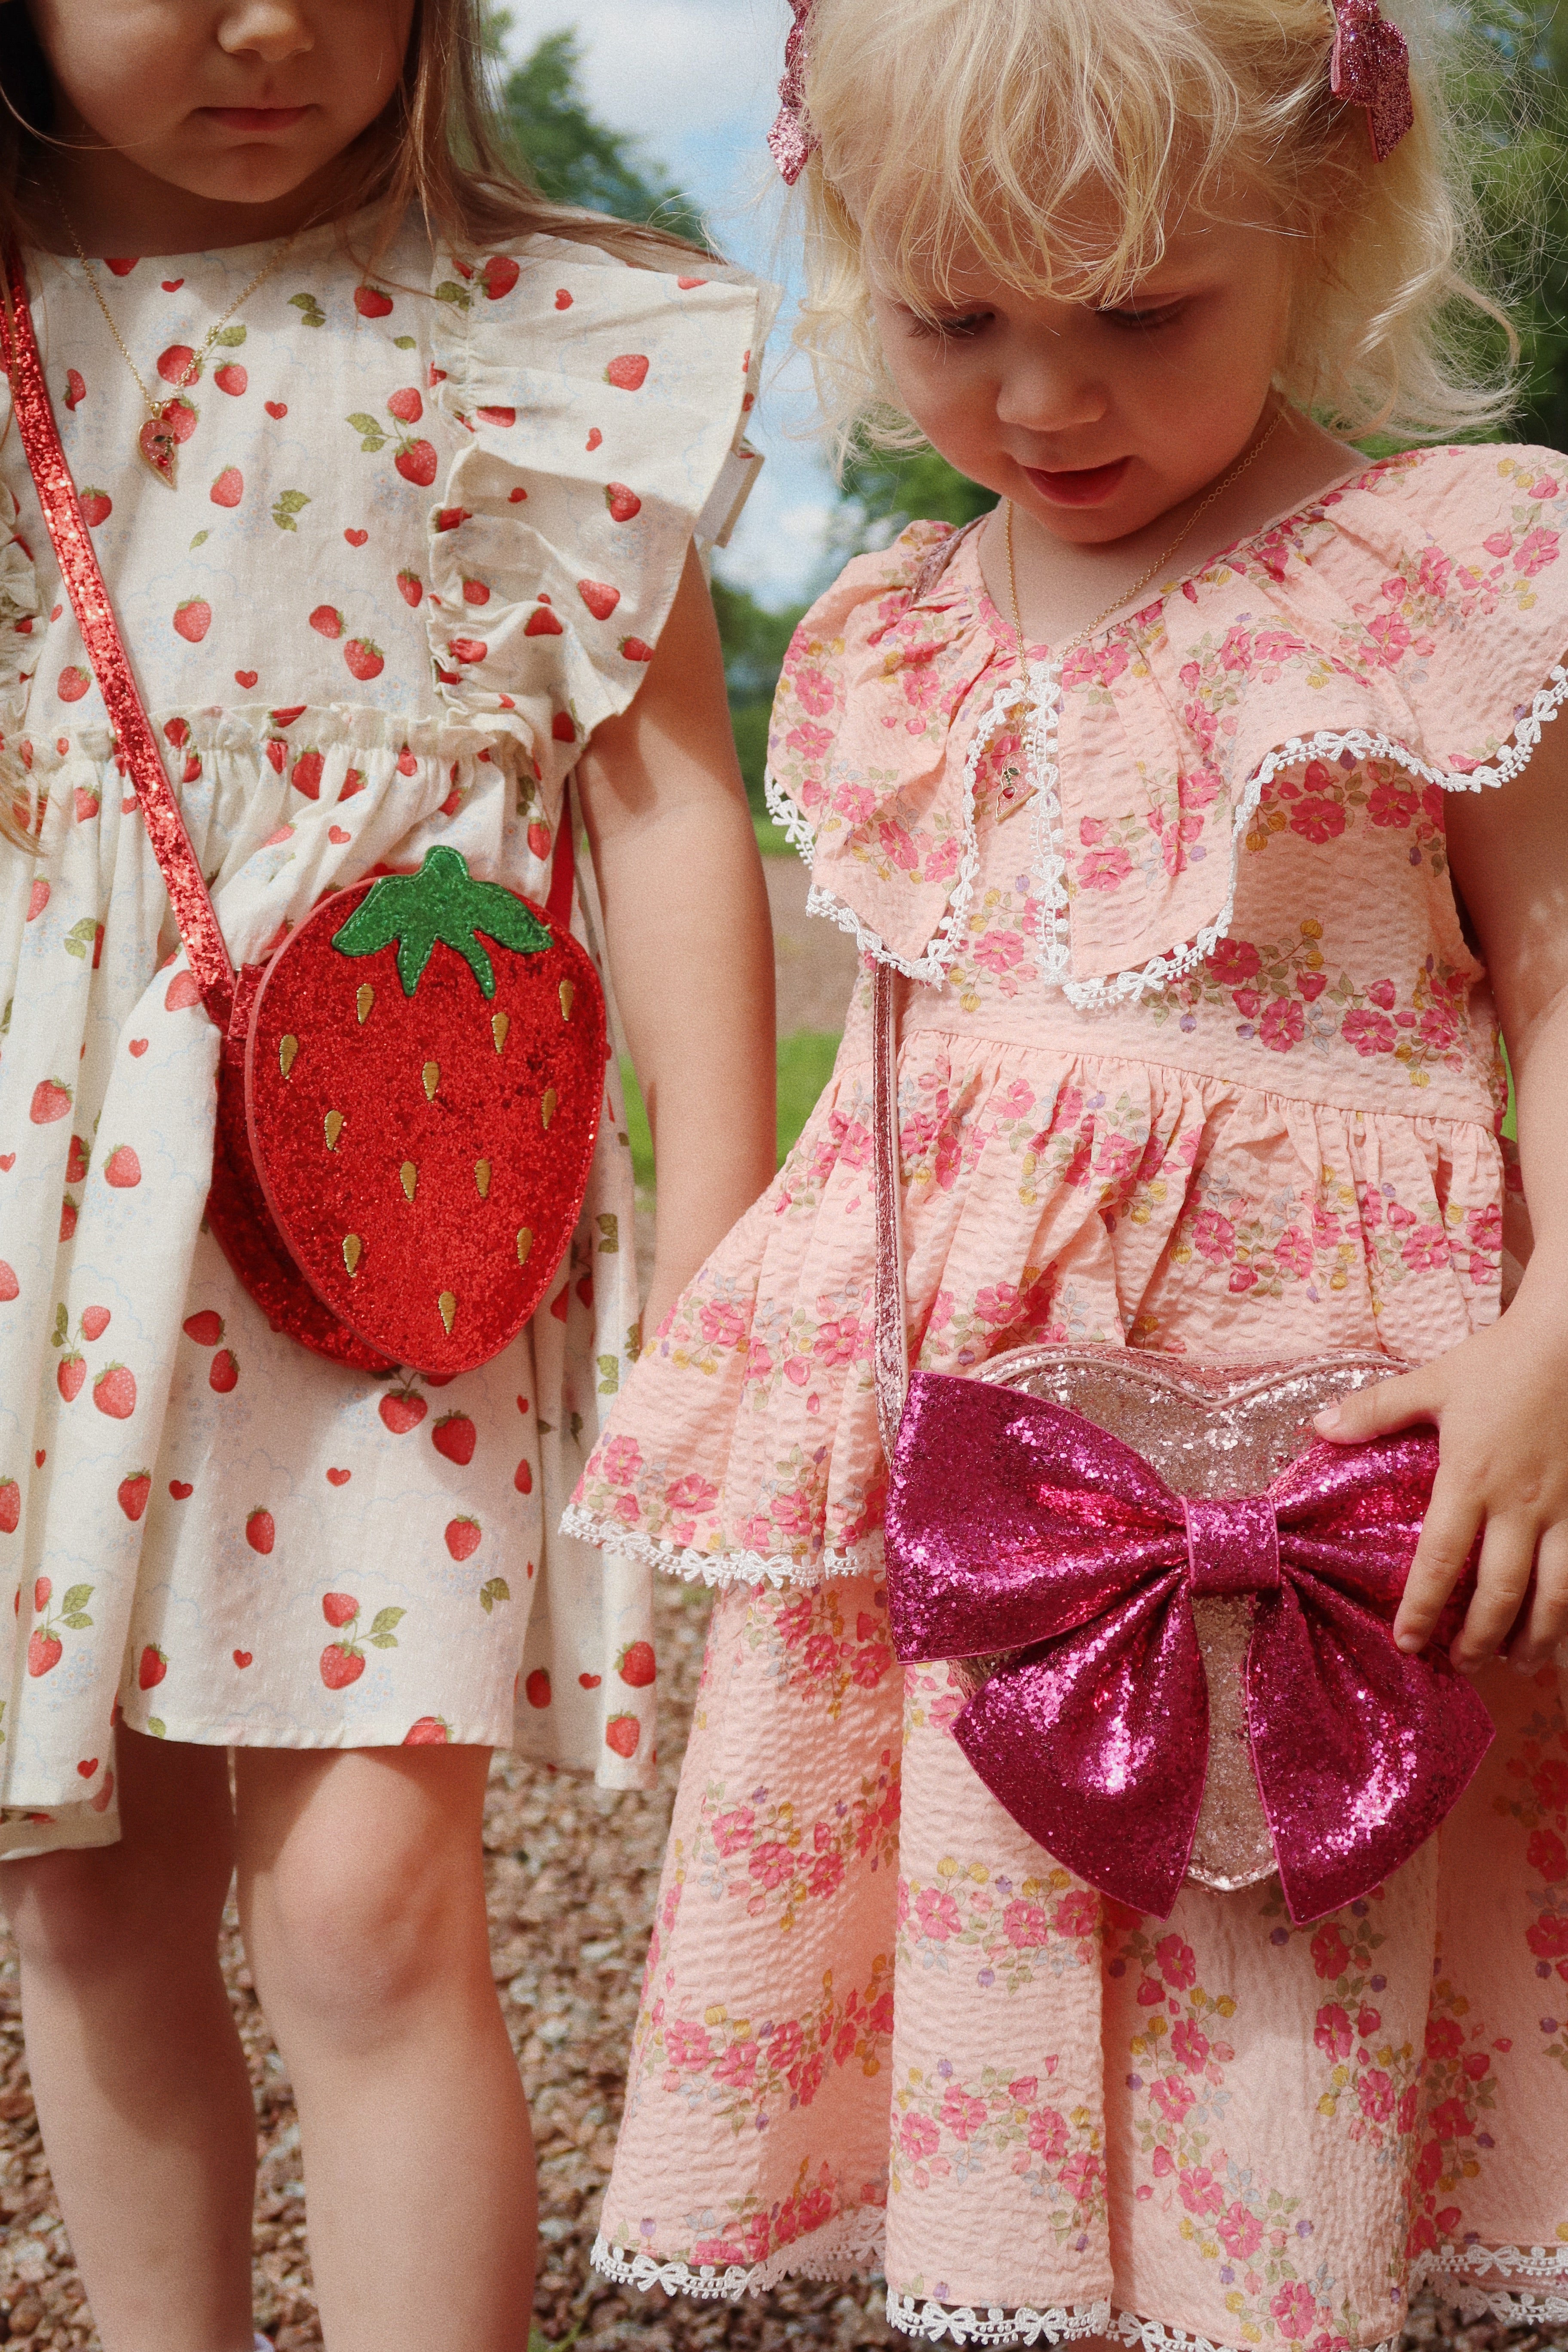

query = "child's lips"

[
  {"left": 1022, "top": 457, "right": 1131, "bottom": 508},
  {"left": 201, "top": 106, "right": 312, "bottom": 134}
]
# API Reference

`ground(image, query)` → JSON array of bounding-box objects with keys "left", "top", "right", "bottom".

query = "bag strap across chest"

[{"left": 1, "top": 248, "right": 237, "bottom": 1028}]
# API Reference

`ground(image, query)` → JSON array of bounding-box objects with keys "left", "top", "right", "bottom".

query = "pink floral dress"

[
  {"left": 0, "top": 217, "right": 767, "bottom": 1856},
  {"left": 566, "top": 448, "right": 1568, "bottom": 2349}
]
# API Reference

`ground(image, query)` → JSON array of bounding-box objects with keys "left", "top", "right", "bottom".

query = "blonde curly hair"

[{"left": 791, "top": 0, "right": 1518, "bottom": 464}]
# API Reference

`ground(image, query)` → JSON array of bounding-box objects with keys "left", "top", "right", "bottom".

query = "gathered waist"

[{"left": 855, "top": 991, "right": 1504, "bottom": 1137}]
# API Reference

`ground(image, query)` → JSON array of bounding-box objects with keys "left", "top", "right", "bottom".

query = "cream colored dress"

[{"left": 0, "top": 215, "right": 767, "bottom": 1854}]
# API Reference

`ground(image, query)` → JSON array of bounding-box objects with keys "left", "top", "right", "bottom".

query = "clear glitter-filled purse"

[{"left": 867, "top": 967, "right": 1494, "bottom": 1923}]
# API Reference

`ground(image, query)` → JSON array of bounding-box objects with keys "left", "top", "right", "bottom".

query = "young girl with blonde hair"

[
  {"left": 0, "top": 3, "right": 776, "bottom": 2347},
  {"left": 569, "top": 0, "right": 1568, "bottom": 2340}
]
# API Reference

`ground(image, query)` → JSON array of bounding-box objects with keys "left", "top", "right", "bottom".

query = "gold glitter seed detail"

[
  {"left": 279, "top": 1034, "right": 299, "bottom": 1078},
  {"left": 541, "top": 1087, "right": 557, "bottom": 1130},
  {"left": 400, "top": 1161, "right": 417, "bottom": 1203},
  {"left": 423, "top": 1060, "right": 440, "bottom": 1102},
  {"left": 343, "top": 1234, "right": 363, "bottom": 1276},
  {"left": 492, "top": 1012, "right": 510, "bottom": 1054},
  {"left": 559, "top": 979, "right": 575, "bottom": 1021},
  {"left": 475, "top": 1159, "right": 491, "bottom": 1199},
  {"left": 323, "top": 1110, "right": 345, "bottom": 1151},
  {"left": 516, "top": 1226, "right": 533, "bottom": 1265},
  {"left": 438, "top": 1290, "right": 457, "bottom": 1335},
  {"left": 356, "top": 983, "right": 375, "bottom": 1024}
]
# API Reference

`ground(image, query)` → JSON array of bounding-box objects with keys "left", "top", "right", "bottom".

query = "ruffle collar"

[{"left": 767, "top": 447, "right": 1568, "bottom": 1002}]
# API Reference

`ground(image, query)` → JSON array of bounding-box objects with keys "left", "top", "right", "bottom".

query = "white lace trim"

[
  {"left": 1423, "top": 2239, "right": 1568, "bottom": 2282},
  {"left": 1047, "top": 668, "right": 1568, "bottom": 1011},
  {"left": 888, "top": 2292, "right": 1112, "bottom": 2345},
  {"left": 1023, "top": 657, "right": 1069, "bottom": 986},
  {"left": 592, "top": 2226, "right": 1568, "bottom": 2349},
  {"left": 773, "top": 658, "right": 1568, "bottom": 1007},
  {"left": 592, "top": 2208, "right": 886, "bottom": 2300},
  {"left": 780, "top": 678, "right": 999, "bottom": 986},
  {"left": 764, "top": 765, "right": 818, "bottom": 864},
  {"left": 558, "top": 1503, "right": 882, "bottom": 1589}
]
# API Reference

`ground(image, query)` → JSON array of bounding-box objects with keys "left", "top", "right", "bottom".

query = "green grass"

[{"left": 621, "top": 1030, "right": 841, "bottom": 1191}]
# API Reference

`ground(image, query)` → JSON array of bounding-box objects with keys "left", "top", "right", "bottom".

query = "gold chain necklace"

[
  {"left": 1004, "top": 404, "right": 1286, "bottom": 667},
  {"left": 56, "top": 201, "right": 302, "bottom": 488}
]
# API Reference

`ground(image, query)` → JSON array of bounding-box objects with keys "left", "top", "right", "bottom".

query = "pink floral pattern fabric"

[
  {"left": 766, "top": 449, "right": 1568, "bottom": 991},
  {"left": 573, "top": 449, "right": 1568, "bottom": 2341},
  {"left": 0, "top": 218, "right": 767, "bottom": 1854}
]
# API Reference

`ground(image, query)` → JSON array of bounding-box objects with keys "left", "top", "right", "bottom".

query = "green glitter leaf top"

[{"left": 331, "top": 845, "right": 552, "bottom": 999}]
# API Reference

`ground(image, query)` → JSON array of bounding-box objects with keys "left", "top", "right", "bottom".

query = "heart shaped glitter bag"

[
  {"left": 3, "top": 251, "right": 607, "bottom": 1378},
  {"left": 867, "top": 965, "right": 1493, "bottom": 1924}
]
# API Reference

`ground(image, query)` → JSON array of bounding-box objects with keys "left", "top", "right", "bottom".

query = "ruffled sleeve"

[
  {"left": 0, "top": 473, "right": 42, "bottom": 737},
  {"left": 1308, "top": 444, "right": 1568, "bottom": 778},
  {"left": 767, "top": 448, "right": 1568, "bottom": 1006},
  {"left": 423, "top": 235, "right": 774, "bottom": 814},
  {"left": 764, "top": 519, "right": 1010, "bottom": 978}
]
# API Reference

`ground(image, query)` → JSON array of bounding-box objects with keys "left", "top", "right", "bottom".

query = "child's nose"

[
  {"left": 217, "top": 1, "right": 315, "bottom": 59},
  {"left": 994, "top": 347, "right": 1108, "bottom": 439}
]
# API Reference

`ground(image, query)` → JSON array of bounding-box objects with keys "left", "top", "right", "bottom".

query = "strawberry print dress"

[
  {"left": 566, "top": 451, "right": 1568, "bottom": 2350},
  {"left": 0, "top": 215, "right": 769, "bottom": 1856}
]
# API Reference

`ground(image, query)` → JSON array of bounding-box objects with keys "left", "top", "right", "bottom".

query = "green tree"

[
  {"left": 489, "top": 23, "right": 704, "bottom": 245},
  {"left": 1466, "top": 1, "right": 1568, "bottom": 450}
]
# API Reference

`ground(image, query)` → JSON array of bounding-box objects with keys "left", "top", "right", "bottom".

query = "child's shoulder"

[
  {"left": 1318, "top": 440, "right": 1566, "bottom": 568},
  {"left": 784, "top": 517, "right": 983, "bottom": 668}
]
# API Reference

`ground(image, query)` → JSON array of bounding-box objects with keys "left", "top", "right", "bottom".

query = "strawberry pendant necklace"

[{"left": 55, "top": 199, "right": 301, "bottom": 488}]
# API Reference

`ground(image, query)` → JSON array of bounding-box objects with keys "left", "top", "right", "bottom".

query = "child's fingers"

[
  {"left": 1391, "top": 1479, "right": 1481, "bottom": 1654},
  {"left": 1449, "top": 1512, "right": 1536, "bottom": 1671},
  {"left": 1314, "top": 1365, "right": 1437, "bottom": 1446},
  {"left": 1448, "top": 1514, "right": 1532, "bottom": 1665},
  {"left": 1508, "top": 1522, "right": 1568, "bottom": 1672}
]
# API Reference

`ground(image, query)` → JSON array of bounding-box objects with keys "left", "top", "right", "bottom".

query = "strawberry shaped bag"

[{"left": 2, "top": 252, "right": 608, "bottom": 1376}]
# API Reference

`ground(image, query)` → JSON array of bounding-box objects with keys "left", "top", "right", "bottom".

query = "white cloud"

[{"left": 506, "top": 0, "right": 789, "bottom": 148}]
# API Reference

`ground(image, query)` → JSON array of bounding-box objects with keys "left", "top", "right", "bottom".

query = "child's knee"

[
  {"left": 3, "top": 1849, "right": 145, "bottom": 1981},
  {"left": 244, "top": 1796, "right": 488, "bottom": 2047}
]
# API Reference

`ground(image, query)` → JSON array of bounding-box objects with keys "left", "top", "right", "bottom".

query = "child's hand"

[{"left": 1314, "top": 1301, "right": 1568, "bottom": 1673}]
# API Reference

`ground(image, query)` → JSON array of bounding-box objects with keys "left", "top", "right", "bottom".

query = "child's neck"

[{"left": 29, "top": 135, "right": 356, "bottom": 259}]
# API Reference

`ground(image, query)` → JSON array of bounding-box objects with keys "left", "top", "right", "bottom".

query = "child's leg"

[
  {"left": 234, "top": 1744, "right": 536, "bottom": 2352},
  {"left": 2, "top": 1727, "right": 259, "bottom": 2352}
]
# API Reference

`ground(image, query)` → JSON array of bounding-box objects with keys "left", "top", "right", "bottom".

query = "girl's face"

[
  {"left": 22, "top": 0, "right": 415, "bottom": 217},
  {"left": 865, "top": 205, "right": 1297, "bottom": 546}
]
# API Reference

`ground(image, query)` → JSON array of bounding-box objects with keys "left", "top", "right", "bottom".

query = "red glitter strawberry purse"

[{"left": 3, "top": 251, "right": 608, "bottom": 1377}]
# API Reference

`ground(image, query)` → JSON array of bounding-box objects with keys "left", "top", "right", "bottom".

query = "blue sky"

[{"left": 506, "top": 0, "right": 838, "bottom": 609}]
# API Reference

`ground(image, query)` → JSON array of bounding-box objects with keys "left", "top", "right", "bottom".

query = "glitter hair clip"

[
  {"left": 1329, "top": 0, "right": 1414, "bottom": 163},
  {"left": 767, "top": 0, "right": 819, "bottom": 185}
]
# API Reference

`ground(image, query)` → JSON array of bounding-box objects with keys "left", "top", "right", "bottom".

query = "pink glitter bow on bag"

[
  {"left": 1330, "top": 0, "right": 1414, "bottom": 161},
  {"left": 885, "top": 1372, "right": 1492, "bottom": 1924}
]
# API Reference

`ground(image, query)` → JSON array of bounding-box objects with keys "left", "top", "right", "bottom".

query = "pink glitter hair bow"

[
  {"left": 884, "top": 1375, "right": 1492, "bottom": 1923},
  {"left": 765, "top": 0, "right": 1412, "bottom": 178},
  {"left": 1330, "top": 0, "right": 1414, "bottom": 162},
  {"left": 768, "top": 0, "right": 818, "bottom": 184}
]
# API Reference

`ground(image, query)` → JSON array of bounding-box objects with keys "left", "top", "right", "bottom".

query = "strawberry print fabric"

[
  {"left": 568, "top": 450, "right": 1568, "bottom": 2344},
  {"left": 0, "top": 217, "right": 768, "bottom": 1854}
]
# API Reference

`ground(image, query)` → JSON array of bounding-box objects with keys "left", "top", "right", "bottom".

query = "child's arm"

[
  {"left": 1317, "top": 715, "right": 1568, "bottom": 1671},
  {"left": 574, "top": 546, "right": 778, "bottom": 1339}
]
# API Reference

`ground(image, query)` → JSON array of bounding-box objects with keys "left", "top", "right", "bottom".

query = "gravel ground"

[
  {"left": 0, "top": 1577, "right": 1560, "bottom": 2352},
  {"left": 0, "top": 873, "right": 1556, "bottom": 2350}
]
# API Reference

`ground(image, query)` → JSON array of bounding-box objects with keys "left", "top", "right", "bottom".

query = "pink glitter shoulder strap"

[
  {"left": 872, "top": 960, "right": 910, "bottom": 1458},
  {"left": 0, "top": 248, "right": 236, "bottom": 1029}
]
